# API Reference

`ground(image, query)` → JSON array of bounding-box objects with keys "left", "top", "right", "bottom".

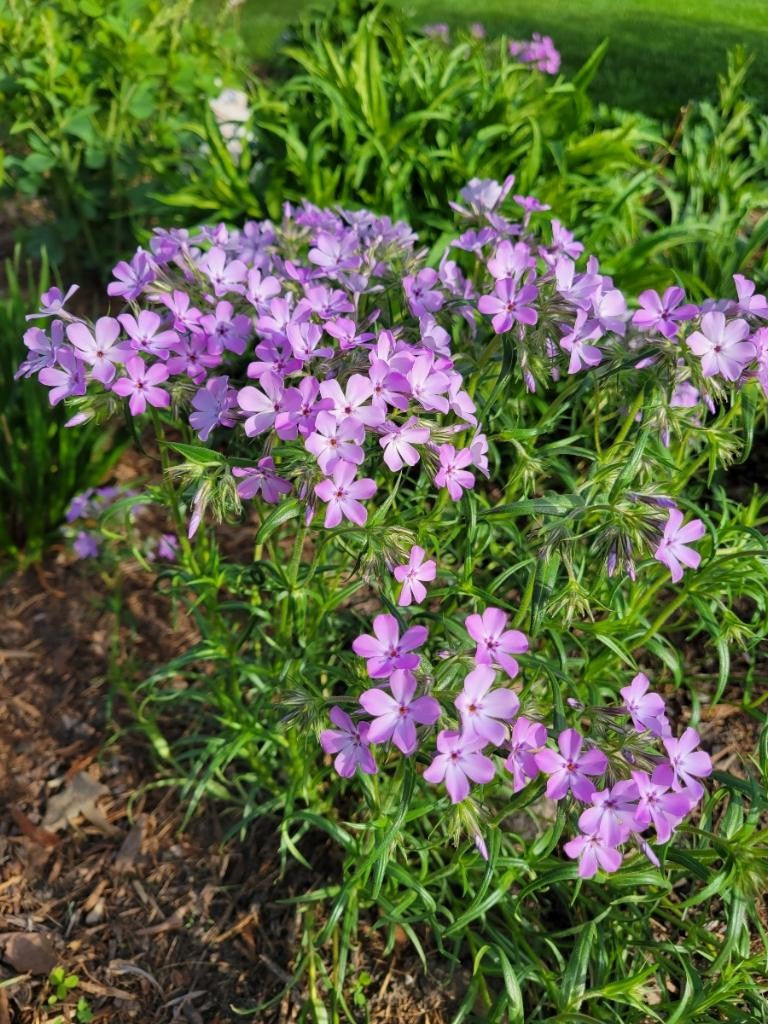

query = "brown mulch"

[{"left": 0, "top": 558, "right": 462, "bottom": 1024}]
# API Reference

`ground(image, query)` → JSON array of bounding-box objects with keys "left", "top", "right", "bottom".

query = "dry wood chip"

[
  {"left": 0, "top": 931, "right": 57, "bottom": 975},
  {"left": 8, "top": 806, "right": 58, "bottom": 849},
  {"left": 42, "top": 771, "right": 119, "bottom": 835},
  {"left": 114, "top": 817, "right": 146, "bottom": 874}
]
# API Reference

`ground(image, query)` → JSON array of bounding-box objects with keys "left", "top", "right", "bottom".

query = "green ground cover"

[{"left": 231, "top": 0, "right": 768, "bottom": 116}]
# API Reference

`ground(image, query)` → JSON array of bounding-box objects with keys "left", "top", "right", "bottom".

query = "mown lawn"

[{"left": 227, "top": 0, "right": 768, "bottom": 116}]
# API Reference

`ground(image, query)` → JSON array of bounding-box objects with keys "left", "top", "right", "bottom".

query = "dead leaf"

[
  {"left": 114, "top": 817, "right": 146, "bottom": 874},
  {"left": 0, "top": 932, "right": 57, "bottom": 975},
  {"left": 42, "top": 771, "right": 118, "bottom": 835},
  {"left": 8, "top": 806, "right": 58, "bottom": 849}
]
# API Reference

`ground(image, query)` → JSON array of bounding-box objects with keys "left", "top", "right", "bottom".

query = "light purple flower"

[
  {"left": 534, "top": 729, "right": 608, "bottom": 802},
  {"left": 314, "top": 462, "right": 377, "bottom": 528},
  {"left": 632, "top": 287, "right": 698, "bottom": 338},
  {"left": 631, "top": 770, "right": 692, "bottom": 843},
  {"left": 620, "top": 672, "right": 670, "bottom": 738},
  {"left": 654, "top": 508, "right": 705, "bottom": 583},
  {"left": 478, "top": 278, "right": 538, "bottom": 333},
  {"left": 232, "top": 458, "right": 292, "bottom": 504},
  {"left": 15, "top": 323, "right": 62, "bottom": 378},
  {"left": 464, "top": 607, "right": 528, "bottom": 678},
  {"left": 403, "top": 268, "right": 444, "bottom": 317},
  {"left": 26, "top": 284, "right": 79, "bottom": 321},
  {"left": 359, "top": 669, "right": 440, "bottom": 755},
  {"left": 111, "top": 356, "right": 170, "bottom": 416},
  {"left": 319, "top": 375, "right": 385, "bottom": 429},
  {"left": 423, "top": 729, "right": 495, "bottom": 803},
  {"left": 578, "top": 780, "right": 639, "bottom": 845},
  {"left": 38, "top": 349, "right": 86, "bottom": 406},
  {"left": 352, "top": 614, "right": 428, "bottom": 678},
  {"left": 189, "top": 375, "right": 238, "bottom": 441},
  {"left": 73, "top": 531, "right": 101, "bottom": 559},
  {"left": 107, "top": 250, "right": 155, "bottom": 300},
  {"left": 320, "top": 707, "right": 377, "bottom": 778},
  {"left": 379, "top": 418, "right": 430, "bottom": 472},
  {"left": 733, "top": 274, "right": 768, "bottom": 318},
  {"left": 656, "top": 727, "right": 712, "bottom": 799},
  {"left": 455, "top": 665, "right": 519, "bottom": 746},
  {"left": 686, "top": 312, "right": 755, "bottom": 381},
  {"left": 504, "top": 716, "right": 546, "bottom": 792},
  {"left": 66, "top": 317, "right": 127, "bottom": 385},
  {"left": 435, "top": 445, "right": 475, "bottom": 500},
  {"left": 118, "top": 310, "right": 179, "bottom": 357},
  {"left": 563, "top": 831, "right": 622, "bottom": 879},
  {"left": 559, "top": 311, "right": 603, "bottom": 373},
  {"left": 238, "top": 372, "right": 299, "bottom": 437},
  {"left": 305, "top": 411, "right": 365, "bottom": 475},
  {"left": 393, "top": 545, "right": 437, "bottom": 606},
  {"left": 198, "top": 246, "right": 247, "bottom": 296}
]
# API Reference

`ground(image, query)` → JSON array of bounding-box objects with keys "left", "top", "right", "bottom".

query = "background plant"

[{"left": 0, "top": 0, "right": 244, "bottom": 277}]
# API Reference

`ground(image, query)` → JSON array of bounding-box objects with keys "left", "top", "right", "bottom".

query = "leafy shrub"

[
  {"left": 0, "top": 0, "right": 243, "bottom": 276},
  {"left": 21, "top": 181, "right": 768, "bottom": 1017},
  {"left": 0, "top": 248, "right": 122, "bottom": 562}
]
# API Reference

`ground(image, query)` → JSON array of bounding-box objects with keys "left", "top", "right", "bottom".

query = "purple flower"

[
  {"left": 563, "top": 831, "right": 622, "bottom": 879},
  {"left": 107, "top": 250, "right": 155, "bottom": 300},
  {"left": 487, "top": 240, "right": 534, "bottom": 281},
  {"left": 393, "top": 545, "right": 437, "bottom": 607},
  {"left": 379, "top": 418, "right": 430, "bottom": 472},
  {"left": 26, "top": 284, "right": 79, "bottom": 321},
  {"left": 118, "top": 310, "right": 179, "bottom": 356},
  {"left": 238, "top": 372, "right": 299, "bottom": 437},
  {"left": 656, "top": 727, "right": 712, "bottom": 799},
  {"left": 434, "top": 445, "right": 475, "bottom": 500},
  {"left": 451, "top": 176, "right": 515, "bottom": 217},
  {"left": 620, "top": 672, "right": 670, "bottom": 738},
  {"left": 654, "top": 508, "right": 705, "bottom": 583},
  {"left": 423, "top": 729, "right": 496, "bottom": 803},
  {"left": 154, "top": 533, "right": 180, "bottom": 561},
  {"left": 15, "top": 323, "right": 62, "bottom": 379},
  {"left": 352, "top": 613, "right": 428, "bottom": 678},
  {"left": 66, "top": 317, "right": 127, "bottom": 385},
  {"left": 38, "top": 349, "right": 86, "bottom": 406},
  {"left": 111, "top": 356, "right": 170, "bottom": 416},
  {"left": 504, "top": 716, "right": 546, "bottom": 792},
  {"left": 198, "top": 246, "right": 247, "bottom": 297},
  {"left": 403, "top": 268, "right": 443, "bottom": 317},
  {"left": 189, "top": 376, "right": 238, "bottom": 441},
  {"left": 308, "top": 230, "right": 360, "bottom": 273},
  {"left": 407, "top": 354, "right": 451, "bottom": 413},
  {"left": 455, "top": 665, "right": 519, "bottom": 746},
  {"left": 320, "top": 707, "right": 377, "bottom": 778},
  {"left": 359, "top": 669, "right": 440, "bottom": 755},
  {"left": 686, "top": 312, "right": 755, "bottom": 381},
  {"left": 464, "top": 607, "right": 528, "bottom": 678},
  {"left": 632, "top": 287, "right": 698, "bottom": 338},
  {"left": 733, "top": 274, "right": 768, "bottom": 317},
  {"left": 200, "top": 301, "right": 252, "bottom": 355},
  {"left": 559, "top": 311, "right": 603, "bottom": 373},
  {"left": 73, "top": 531, "right": 101, "bottom": 559},
  {"left": 319, "top": 375, "right": 385, "bottom": 430},
  {"left": 631, "top": 770, "right": 691, "bottom": 843},
  {"left": 478, "top": 278, "right": 538, "bottom": 334},
  {"left": 233, "top": 458, "right": 292, "bottom": 504},
  {"left": 314, "top": 462, "right": 377, "bottom": 528},
  {"left": 534, "top": 729, "right": 608, "bottom": 802}
]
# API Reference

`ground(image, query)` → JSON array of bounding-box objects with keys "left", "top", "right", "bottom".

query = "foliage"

[
  {"left": 0, "top": 0, "right": 243, "bottom": 276},
  {"left": 25, "top": 183, "right": 768, "bottom": 1018},
  {"left": 169, "top": 1, "right": 768, "bottom": 302},
  {"left": 0, "top": 248, "right": 122, "bottom": 563}
]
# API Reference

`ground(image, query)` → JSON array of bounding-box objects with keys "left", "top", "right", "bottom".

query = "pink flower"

[
  {"left": 454, "top": 665, "right": 519, "bottom": 746},
  {"left": 238, "top": 372, "right": 300, "bottom": 437},
  {"left": 559, "top": 311, "right": 603, "bottom": 373},
  {"left": 407, "top": 354, "right": 451, "bottom": 413},
  {"left": 620, "top": 672, "right": 670, "bottom": 738},
  {"left": 464, "top": 607, "right": 528, "bottom": 678},
  {"left": 118, "top": 310, "right": 179, "bottom": 356},
  {"left": 563, "top": 831, "right": 622, "bottom": 879},
  {"left": 111, "top": 356, "right": 170, "bottom": 416},
  {"left": 423, "top": 730, "right": 495, "bottom": 803},
  {"left": 478, "top": 278, "right": 538, "bottom": 333},
  {"left": 352, "top": 614, "right": 428, "bottom": 678},
  {"left": 686, "top": 311, "right": 755, "bottom": 381},
  {"left": 305, "top": 411, "right": 365, "bottom": 474},
  {"left": 534, "top": 729, "right": 608, "bottom": 802},
  {"left": 654, "top": 508, "right": 705, "bottom": 583},
  {"left": 320, "top": 375, "right": 385, "bottom": 429},
  {"left": 504, "top": 716, "right": 546, "bottom": 792},
  {"left": 314, "top": 462, "right": 377, "bottom": 528},
  {"left": 393, "top": 545, "right": 436, "bottom": 606},
  {"left": 578, "top": 780, "right": 639, "bottom": 845},
  {"left": 656, "top": 727, "right": 712, "bottom": 799},
  {"left": 379, "top": 418, "right": 430, "bottom": 472},
  {"left": 435, "top": 444, "right": 475, "bottom": 500},
  {"left": 359, "top": 669, "right": 440, "bottom": 755},
  {"left": 320, "top": 707, "right": 377, "bottom": 778},
  {"left": 631, "top": 770, "right": 692, "bottom": 843}
]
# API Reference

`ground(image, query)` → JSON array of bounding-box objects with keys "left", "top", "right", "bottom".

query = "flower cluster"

[
  {"left": 322, "top": 613, "right": 712, "bottom": 877},
  {"left": 508, "top": 33, "right": 561, "bottom": 74}
]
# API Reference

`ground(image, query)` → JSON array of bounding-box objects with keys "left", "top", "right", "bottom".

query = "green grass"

[{"left": 226, "top": 0, "right": 768, "bottom": 117}]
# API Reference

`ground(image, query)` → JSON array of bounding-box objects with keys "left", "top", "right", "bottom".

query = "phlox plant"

[{"left": 24, "top": 182, "right": 768, "bottom": 1019}]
